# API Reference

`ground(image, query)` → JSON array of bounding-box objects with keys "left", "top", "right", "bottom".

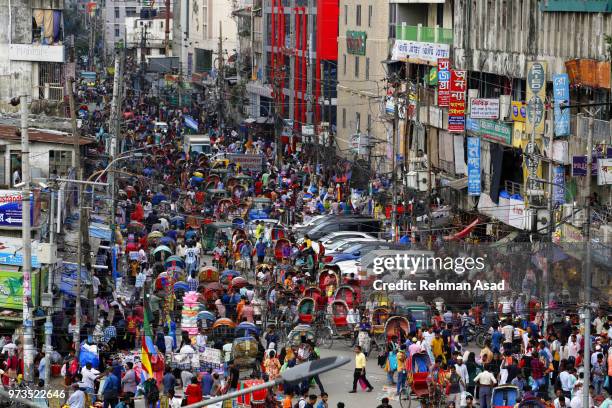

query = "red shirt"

[
  {"left": 531, "top": 358, "right": 544, "bottom": 379},
  {"left": 185, "top": 384, "right": 202, "bottom": 404}
]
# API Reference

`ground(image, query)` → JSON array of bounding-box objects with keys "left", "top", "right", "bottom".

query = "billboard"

[
  {"left": 553, "top": 74, "right": 570, "bottom": 136},
  {"left": 0, "top": 190, "right": 40, "bottom": 229},
  {"left": 526, "top": 61, "right": 547, "bottom": 135},
  {"left": 448, "top": 70, "right": 467, "bottom": 133},
  {"left": 470, "top": 98, "right": 500, "bottom": 119},
  {"left": 0, "top": 237, "right": 40, "bottom": 268},
  {"left": 0, "top": 270, "right": 39, "bottom": 309},
  {"left": 228, "top": 154, "right": 265, "bottom": 172},
  {"left": 467, "top": 137, "right": 481, "bottom": 196},
  {"left": 437, "top": 58, "right": 450, "bottom": 107}
]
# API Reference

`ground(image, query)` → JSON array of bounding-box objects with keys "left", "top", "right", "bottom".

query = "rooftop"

[{"left": 0, "top": 125, "right": 95, "bottom": 146}]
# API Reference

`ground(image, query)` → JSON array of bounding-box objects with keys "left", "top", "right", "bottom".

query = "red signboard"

[
  {"left": 448, "top": 69, "right": 467, "bottom": 133},
  {"left": 437, "top": 58, "right": 450, "bottom": 107}
]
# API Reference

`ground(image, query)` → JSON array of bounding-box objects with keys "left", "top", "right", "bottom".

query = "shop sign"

[
  {"left": 511, "top": 101, "right": 527, "bottom": 122},
  {"left": 526, "top": 61, "right": 547, "bottom": 135},
  {"left": 597, "top": 158, "right": 612, "bottom": 185},
  {"left": 470, "top": 98, "right": 500, "bottom": 119},
  {"left": 0, "top": 270, "right": 39, "bottom": 310},
  {"left": 351, "top": 133, "right": 368, "bottom": 155},
  {"left": 391, "top": 40, "right": 450, "bottom": 64},
  {"left": 553, "top": 74, "right": 570, "bottom": 136},
  {"left": 437, "top": 58, "right": 450, "bottom": 107},
  {"left": 572, "top": 147, "right": 612, "bottom": 176},
  {"left": 0, "top": 190, "right": 40, "bottom": 229},
  {"left": 479, "top": 119, "right": 512, "bottom": 145},
  {"left": 8, "top": 44, "right": 65, "bottom": 63},
  {"left": 346, "top": 31, "right": 367, "bottom": 55},
  {"left": 448, "top": 70, "right": 467, "bottom": 133},
  {"left": 467, "top": 137, "right": 481, "bottom": 196},
  {"left": 552, "top": 165, "right": 566, "bottom": 205},
  {"left": 0, "top": 237, "right": 41, "bottom": 268}
]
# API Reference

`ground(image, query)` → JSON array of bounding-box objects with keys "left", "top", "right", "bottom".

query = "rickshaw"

[
  {"left": 384, "top": 316, "right": 410, "bottom": 342},
  {"left": 255, "top": 263, "right": 273, "bottom": 284},
  {"left": 232, "top": 229, "right": 248, "bottom": 245},
  {"left": 369, "top": 291, "right": 391, "bottom": 308},
  {"left": 287, "top": 324, "right": 316, "bottom": 347},
  {"left": 198, "top": 265, "right": 219, "bottom": 283},
  {"left": 232, "top": 184, "right": 247, "bottom": 201},
  {"left": 196, "top": 310, "right": 216, "bottom": 329},
  {"left": 334, "top": 285, "right": 360, "bottom": 309},
  {"left": 226, "top": 177, "right": 239, "bottom": 189},
  {"left": 318, "top": 269, "right": 339, "bottom": 301},
  {"left": 127, "top": 221, "right": 145, "bottom": 234},
  {"left": 274, "top": 238, "right": 292, "bottom": 260},
  {"left": 164, "top": 255, "right": 186, "bottom": 270},
  {"left": 297, "top": 297, "right": 316, "bottom": 324},
  {"left": 230, "top": 276, "right": 248, "bottom": 289},
  {"left": 370, "top": 307, "right": 390, "bottom": 337},
  {"left": 270, "top": 225, "right": 287, "bottom": 241},
  {"left": 331, "top": 299, "right": 351, "bottom": 340},
  {"left": 232, "top": 336, "right": 259, "bottom": 369},
  {"left": 147, "top": 231, "right": 164, "bottom": 242},
  {"left": 220, "top": 269, "right": 240, "bottom": 284},
  {"left": 211, "top": 318, "right": 237, "bottom": 342},
  {"left": 217, "top": 198, "right": 234, "bottom": 216},
  {"left": 303, "top": 287, "right": 324, "bottom": 309},
  {"left": 398, "top": 352, "right": 432, "bottom": 408},
  {"left": 201, "top": 221, "right": 232, "bottom": 253},
  {"left": 248, "top": 197, "right": 272, "bottom": 220},
  {"left": 235, "top": 322, "right": 260, "bottom": 337},
  {"left": 206, "top": 174, "right": 221, "bottom": 185},
  {"left": 203, "top": 282, "right": 224, "bottom": 309},
  {"left": 492, "top": 385, "right": 519, "bottom": 408},
  {"left": 152, "top": 245, "right": 172, "bottom": 261}
]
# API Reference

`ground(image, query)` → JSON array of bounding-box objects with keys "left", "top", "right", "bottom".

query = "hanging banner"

[
  {"left": 598, "top": 158, "right": 612, "bottom": 185},
  {"left": 553, "top": 74, "right": 570, "bottom": 136},
  {"left": 467, "top": 137, "right": 481, "bottom": 196},
  {"left": 448, "top": 70, "right": 467, "bottom": 133},
  {"left": 437, "top": 58, "right": 450, "bottom": 107},
  {"left": 470, "top": 98, "right": 500, "bottom": 119},
  {"left": 391, "top": 40, "right": 450, "bottom": 64},
  {"left": 526, "top": 61, "right": 547, "bottom": 135},
  {"left": 552, "top": 165, "right": 566, "bottom": 205}
]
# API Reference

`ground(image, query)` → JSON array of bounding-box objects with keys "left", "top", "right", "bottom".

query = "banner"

[
  {"left": 597, "top": 158, "right": 612, "bottom": 185},
  {"left": 391, "top": 40, "right": 450, "bottom": 64},
  {"left": 553, "top": 74, "right": 570, "bottom": 136},
  {"left": 448, "top": 70, "right": 467, "bottom": 133},
  {"left": 0, "top": 270, "right": 39, "bottom": 309},
  {"left": 0, "top": 237, "right": 41, "bottom": 267},
  {"left": 526, "top": 61, "right": 547, "bottom": 135},
  {"left": 470, "top": 98, "right": 500, "bottom": 119},
  {"left": 552, "top": 165, "right": 566, "bottom": 205},
  {"left": 467, "top": 137, "right": 481, "bottom": 196},
  {"left": 0, "top": 190, "right": 40, "bottom": 228},
  {"left": 437, "top": 58, "right": 450, "bottom": 107}
]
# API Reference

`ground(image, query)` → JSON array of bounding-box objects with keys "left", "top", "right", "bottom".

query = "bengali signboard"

[
  {"left": 553, "top": 74, "right": 570, "bottom": 136},
  {"left": 511, "top": 101, "right": 527, "bottom": 122},
  {"left": 552, "top": 165, "right": 566, "bottom": 205},
  {"left": 346, "top": 31, "right": 367, "bottom": 55},
  {"left": 571, "top": 147, "right": 612, "bottom": 176},
  {"left": 467, "top": 137, "right": 481, "bottom": 196},
  {"left": 448, "top": 70, "right": 467, "bottom": 133},
  {"left": 391, "top": 40, "right": 450, "bottom": 64},
  {"left": 526, "top": 61, "right": 547, "bottom": 135},
  {"left": 0, "top": 190, "right": 40, "bottom": 229},
  {"left": 467, "top": 118, "right": 512, "bottom": 146},
  {"left": 227, "top": 154, "right": 264, "bottom": 172},
  {"left": 470, "top": 98, "right": 500, "bottom": 119},
  {"left": 437, "top": 58, "right": 450, "bottom": 107}
]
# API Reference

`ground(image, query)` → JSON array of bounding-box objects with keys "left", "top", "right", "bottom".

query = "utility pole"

[
  {"left": 44, "top": 181, "right": 55, "bottom": 387},
  {"left": 140, "top": 25, "right": 148, "bottom": 93},
  {"left": 391, "top": 83, "right": 399, "bottom": 242},
  {"left": 18, "top": 95, "right": 35, "bottom": 383},
  {"left": 273, "top": 70, "right": 283, "bottom": 167},
  {"left": 67, "top": 78, "right": 83, "bottom": 358},
  {"left": 217, "top": 21, "right": 225, "bottom": 128},
  {"left": 165, "top": 0, "right": 171, "bottom": 56},
  {"left": 582, "top": 115, "right": 594, "bottom": 408},
  {"left": 109, "top": 52, "right": 122, "bottom": 246}
]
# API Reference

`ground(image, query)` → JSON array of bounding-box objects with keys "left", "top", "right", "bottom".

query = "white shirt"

[
  {"left": 223, "top": 343, "right": 233, "bottom": 362},
  {"left": 455, "top": 363, "right": 469, "bottom": 385},
  {"left": 67, "top": 389, "right": 85, "bottom": 408},
  {"left": 554, "top": 397, "right": 571, "bottom": 408},
  {"left": 91, "top": 275, "right": 100, "bottom": 296},
  {"left": 180, "top": 344, "right": 196, "bottom": 355},
  {"left": 502, "top": 325, "right": 514, "bottom": 343},
  {"left": 570, "top": 390, "right": 593, "bottom": 408},
  {"left": 81, "top": 367, "right": 100, "bottom": 389},
  {"left": 559, "top": 370, "right": 576, "bottom": 392},
  {"left": 423, "top": 331, "right": 435, "bottom": 348},
  {"left": 164, "top": 335, "right": 174, "bottom": 353},
  {"left": 473, "top": 370, "right": 497, "bottom": 386}
]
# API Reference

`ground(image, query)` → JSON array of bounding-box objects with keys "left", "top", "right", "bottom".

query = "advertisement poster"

[
  {"left": 526, "top": 61, "right": 547, "bottom": 135},
  {"left": 552, "top": 165, "right": 566, "bottom": 205},
  {"left": 511, "top": 101, "right": 527, "bottom": 122},
  {"left": 0, "top": 270, "right": 39, "bottom": 309},
  {"left": 0, "top": 190, "right": 40, "bottom": 228},
  {"left": 391, "top": 41, "right": 450, "bottom": 64},
  {"left": 553, "top": 74, "right": 570, "bottom": 136},
  {"left": 448, "top": 70, "right": 467, "bottom": 133},
  {"left": 470, "top": 98, "right": 500, "bottom": 119},
  {"left": 0, "top": 237, "right": 40, "bottom": 267},
  {"left": 467, "top": 137, "right": 481, "bottom": 196},
  {"left": 598, "top": 158, "right": 612, "bottom": 185},
  {"left": 437, "top": 58, "right": 450, "bottom": 107}
]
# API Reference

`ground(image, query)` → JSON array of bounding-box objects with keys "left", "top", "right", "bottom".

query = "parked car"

[
  {"left": 319, "top": 231, "right": 378, "bottom": 247},
  {"left": 306, "top": 217, "right": 382, "bottom": 240}
]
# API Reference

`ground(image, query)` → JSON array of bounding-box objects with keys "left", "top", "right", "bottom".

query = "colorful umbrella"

[{"left": 152, "top": 245, "right": 172, "bottom": 255}]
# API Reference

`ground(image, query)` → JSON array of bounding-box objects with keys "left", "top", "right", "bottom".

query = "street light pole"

[{"left": 19, "top": 95, "right": 35, "bottom": 383}]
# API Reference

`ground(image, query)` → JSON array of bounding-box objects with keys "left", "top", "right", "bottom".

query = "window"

[
  {"left": 368, "top": 5, "right": 372, "bottom": 27},
  {"left": 389, "top": 3, "right": 396, "bottom": 38},
  {"left": 342, "top": 108, "right": 346, "bottom": 128},
  {"left": 356, "top": 112, "right": 361, "bottom": 133},
  {"left": 125, "top": 6, "right": 137, "bottom": 16},
  {"left": 355, "top": 56, "right": 359, "bottom": 77},
  {"left": 343, "top": 54, "right": 346, "bottom": 75},
  {"left": 367, "top": 114, "right": 372, "bottom": 133},
  {"left": 356, "top": 5, "right": 361, "bottom": 26},
  {"left": 344, "top": 5, "right": 348, "bottom": 25},
  {"left": 114, "top": 25, "right": 120, "bottom": 37},
  {"left": 49, "top": 150, "right": 72, "bottom": 177},
  {"left": 114, "top": 7, "right": 120, "bottom": 18},
  {"left": 365, "top": 57, "right": 370, "bottom": 80}
]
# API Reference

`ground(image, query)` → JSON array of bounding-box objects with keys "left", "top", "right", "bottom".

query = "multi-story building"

[
  {"left": 104, "top": 0, "right": 142, "bottom": 50},
  {"left": 246, "top": 0, "right": 339, "bottom": 145},
  {"left": 0, "top": 0, "right": 67, "bottom": 113},
  {"left": 336, "top": 0, "right": 390, "bottom": 171},
  {"left": 125, "top": 13, "right": 173, "bottom": 62}
]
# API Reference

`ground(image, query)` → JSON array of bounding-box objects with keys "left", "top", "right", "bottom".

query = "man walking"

[{"left": 349, "top": 346, "right": 373, "bottom": 393}]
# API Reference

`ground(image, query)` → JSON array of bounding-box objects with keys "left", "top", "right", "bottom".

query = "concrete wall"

[
  {"left": 0, "top": 141, "right": 76, "bottom": 185},
  {"left": 336, "top": 0, "right": 390, "bottom": 171},
  {"left": 453, "top": 0, "right": 612, "bottom": 79}
]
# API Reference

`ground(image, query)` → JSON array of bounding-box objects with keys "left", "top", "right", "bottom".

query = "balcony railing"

[{"left": 395, "top": 24, "right": 453, "bottom": 45}]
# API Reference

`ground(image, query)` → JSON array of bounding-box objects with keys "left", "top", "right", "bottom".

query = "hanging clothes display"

[{"left": 43, "top": 9, "right": 54, "bottom": 43}]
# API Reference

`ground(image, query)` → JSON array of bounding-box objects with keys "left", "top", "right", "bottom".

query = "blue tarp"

[
  {"left": 59, "top": 263, "right": 91, "bottom": 297},
  {"left": 89, "top": 222, "right": 112, "bottom": 240}
]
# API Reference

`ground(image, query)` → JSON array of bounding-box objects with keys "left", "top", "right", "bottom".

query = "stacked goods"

[{"left": 181, "top": 291, "right": 200, "bottom": 336}]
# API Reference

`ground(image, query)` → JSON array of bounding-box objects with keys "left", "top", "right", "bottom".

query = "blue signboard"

[
  {"left": 466, "top": 117, "right": 481, "bottom": 133},
  {"left": 467, "top": 137, "right": 481, "bottom": 196},
  {"left": 0, "top": 190, "right": 34, "bottom": 228},
  {"left": 553, "top": 74, "right": 570, "bottom": 136},
  {"left": 552, "top": 165, "right": 566, "bottom": 205}
]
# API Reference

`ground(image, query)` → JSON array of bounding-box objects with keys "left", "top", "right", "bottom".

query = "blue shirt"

[
  {"left": 201, "top": 372, "right": 214, "bottom": 395},
  {"left": 103, "top": 326, "right": 117, "bottom": 343},
  {"left": 162, "top": 373, "right": 176, "bottom": 394},
  {"left": 491, "top": 330, "right": 503, "bottom": 351},
  {"left": 103, "top": 373, "right": 120, "bottom": 394},
  {"left": 255, "top": 241, "right": 267, "bottom": 257}
]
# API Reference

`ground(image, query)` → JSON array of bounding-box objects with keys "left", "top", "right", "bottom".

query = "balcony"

[{"left": 395, "top": 24, "right": 452, "bottom": 44}]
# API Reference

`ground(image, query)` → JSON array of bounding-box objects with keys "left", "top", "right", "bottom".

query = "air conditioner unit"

[
  {"left": 37, "top": 243, "right": 57, "bottom": 265},
  {"left": 416, "top": 170, "right": 433, "bottom": 192},
  {"left": 499, "top": 95, "right": 511, "bottom": 121},
  {"left": 405, "top": 171, "right": 418, "bottom": 189}
]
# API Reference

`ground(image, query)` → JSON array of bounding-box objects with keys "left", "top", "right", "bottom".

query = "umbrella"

[
  {"left": 164, "top": 256, "right": 185, "bottom": 268},
  {"left": 148, "top": 231, "right": 164, "bottom": 240},
  {"left": 230, "top": 276, "right": 248, "bottom": 289},
  {"left": 152, "top": 245, "right": 172, "bottom": 255},
  {"left": 191, "top": 177, "right": 204, "bottom": 184},
  {"left": 160, "top": 236, "right": 176, "bottom": 246},
  {"left": 206, "top": 282, "right": 224, "bottom": 291},
  {"left": 197, "top": 311, "right": 216, "bottom": 322},
  {"left": 128, "top": 221, "right": 145, "bottom": 231},
  {"left": 173, "top": 281, "right": 190, "bottom": 292},
  {"left": 236, "top": 322, "right": 260, "bottom": 335},
  {"left": 221, "top": 270, "right": 240, "bottom": 279},
  {"left": 170, "top": 215, "right": 185, "bottom": 223},
  {"left": 193, "top": 171, "right": 204, "bottom": 178}
]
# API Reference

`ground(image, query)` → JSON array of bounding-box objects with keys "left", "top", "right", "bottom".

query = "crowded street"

[{"left": 1, "top": 1, "right": 612, "bottom": 408}]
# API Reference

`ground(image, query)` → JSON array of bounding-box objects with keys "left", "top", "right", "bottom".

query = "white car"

[{"left": 320, "top": 231, "right": 377, "bottom": 247}]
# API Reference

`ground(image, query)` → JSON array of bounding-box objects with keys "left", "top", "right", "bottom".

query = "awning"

[
  {"left": 89, "top": 222, "right": 112, "bottom": 241},
  {"left": 447, "top": 177, "right": 468, "bottom": 190},
  {"left": 489, "top": 231, "right": 520, "bottom": 248}
]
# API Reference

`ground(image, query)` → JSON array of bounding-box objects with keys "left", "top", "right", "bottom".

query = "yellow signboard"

[{"left": 526, "top": 61, "right": 547, "bottom": 135}]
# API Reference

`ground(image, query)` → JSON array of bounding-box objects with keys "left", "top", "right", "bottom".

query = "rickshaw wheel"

[
  {"left": 316, "top": 327, "right": 333, "bottom": 349},
  {"left": 398, "top": 387, "right": 412, "bottom": 408}
]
